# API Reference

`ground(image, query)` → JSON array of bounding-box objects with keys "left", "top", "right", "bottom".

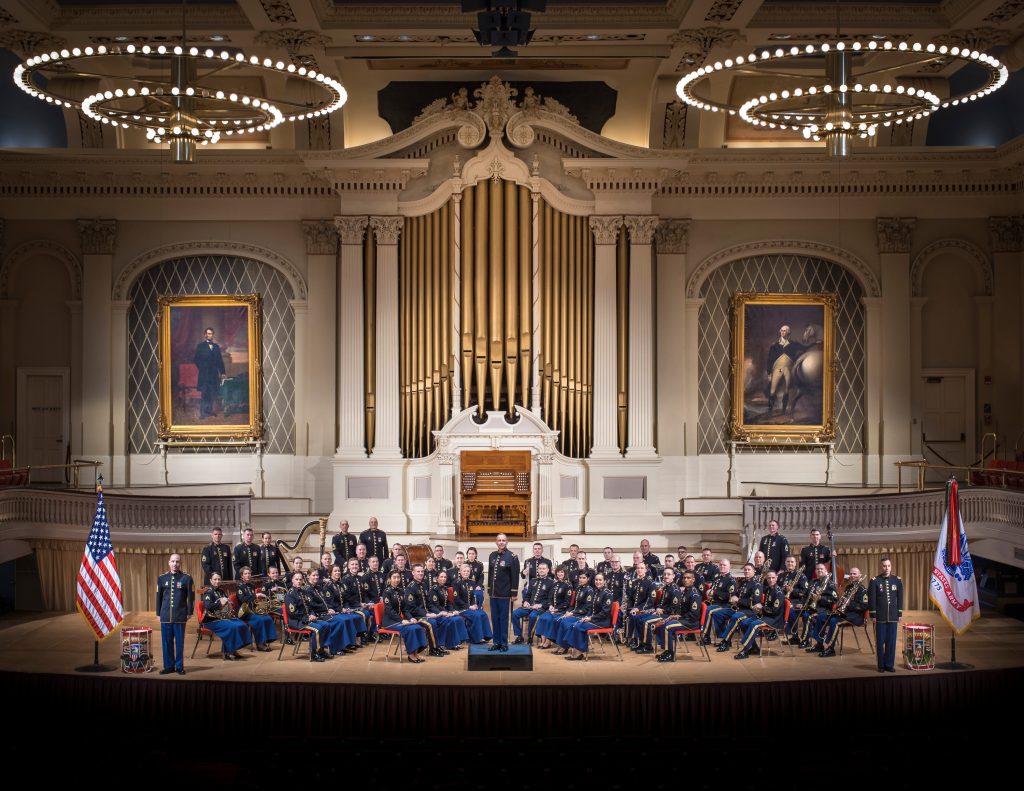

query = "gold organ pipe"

[
  {"left": 364, "top": 233, "right": 376, "bottom": 456},
  {"left": 558, "top": 210, "right": 569, "bottom": 455},
  {"left": 405, "top": 215, "right": 414, "bottom": 458},
  {"left": 399, "top": 218, "right": 407, "bottom": 457},
  {"left": 424, "top": 211, "right": 435, "bottom": 450},
  {"left": 541, "top": 202, "right": 552, "bottom": 428},
  {"left": 461, "top": 188, "right": 475, "bottom": 415},
  {"left": 518, "top": 187, "right": 532, "bottom": 412},
  {"left": 585, "top": 222, "right": 594, "bottom": 456},
  {"left": 567, "top": 214, "right": 578, "bottom": 458},
  {"left": 441, "top": 202, "right": 451, "bottom": 425},
  {"left": 489, "top": 177, "right": 503, "bottom": 413},
  {"left": 616, "top": 224, "right": 629, "bottom": 455},
  {"left": 414, "top": 216, "right": 425, "bottom": 457},
  {"left": 474, "top": 181, "right": 489, "bottom": 418},
  {"left": 549, "top": 203, "right": 560, "bottom": 437},
  {"left": 504, "top": 179, "right": 519, "bottom": 415}
]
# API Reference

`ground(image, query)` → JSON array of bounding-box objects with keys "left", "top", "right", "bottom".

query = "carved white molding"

[
  {"left": 686, "top": 240, "right": 881, "bottom": 298},
  {"left": 0, "top": 239, "right": 82, "bottom": 300},
  {"left": 78, "top": 219, "right": 117, "bottom": 255},
  {"left": 370, "top": 216, "right": 403, "bottom": 246},
  {"left": 911, "top": 239, "right": 994, "bottom": 298},
  {"left": 655, "top": 218, "right": 690, "bottom": 254},
  {"left": 876, "top": 217, "right": 916, "bottom": 254},
  {"left": 112, "top": 241, "right": 306, "bottom": 301},
  {"left": 302, "top": 219, "right": 338, "bottom": 255},
  {"left": 624, "top": 215, "right": 660, "bottom": 245},
  {"left": 459, "top": 137, "right": 534, "bottom": 190},
  {"left": 333, "top": 215, "right": 369, "bottom": 246},
  {"left": 589, "top": 215, "right": 624, "bottom": 245},
  {"left": 399, "top": 180, "right": 459, "bottom": 217},
  {"left": 536, "top": 180, "right": 594, "bottom": 217}
]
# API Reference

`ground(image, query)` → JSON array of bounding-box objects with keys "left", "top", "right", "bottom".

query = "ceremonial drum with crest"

[
  {"left": 902, "top": 623, "right": 934, "bottom": 670},
  {"left": 120, "top": 626, "right": 153, "bottom": 673}
]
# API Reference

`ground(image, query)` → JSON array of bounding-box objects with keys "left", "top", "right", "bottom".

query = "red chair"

[
  {"left": 671, "top": 601, "right": 711, "bottom": 662},
  {"left": 585, "top": 601, "right": 623, "bottom": 661},
  {"left": 277, "top": 602, "right": 315, "bottom": 660},
  {"left": 190, "top": 600, "right": 228, "bottom": 658},
  {"left": 447, "top": 586, "right": 455, "bottom": 606},
  {"left": 368, "top": 600, "right": 405, "bottom": 663}
]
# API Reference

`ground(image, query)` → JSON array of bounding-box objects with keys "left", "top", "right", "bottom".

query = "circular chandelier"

[
  {"left": 676, "top": 38, "right": 1008, "bottom": 157},
  {"left": 14, "top": 43, "right": 347, "bottom": 163}
]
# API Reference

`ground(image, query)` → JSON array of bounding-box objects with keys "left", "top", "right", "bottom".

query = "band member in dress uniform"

[
  {"left": 695, "top": 549, "right": 720, "bottom": 585},
  {"left": 798, "top": 563, "right": 837, "bottom": 649},
  {"left": 731, "top": 570, "right": 785, "bottom": 660},
  {"left": 156, "top": 553, "right": 194, "bottom": 674},
  {"left": 512, "top": 561, "right": 554, "bottom": 644},
  {"left": 200, "top": 527, "right": 232, "bottom": 585},
  {"left": 341, "top": 557, "right": 373, "bottom": 643},
  {"left": 452, "top": 563, "right": 493, "bottom": 644},
  {"left": 817, "top": 567, "right": 869, "bottom": 657},
  {"left": 332, "top": 519, "right": 358, "bottom": 568},
  {"left": 258, "top": 532, "right": 284, "bottom": 577},
  {"left": 569, "top": 554, "right": 592, "bottom": 589},
  {"left": 428, "top": 569, "right": 469, "bottom": 649},
  {"left": 381, "top": 544, "right": 405, "bottom": 576},
  {"left": 466, "top": 547, "right": 486, "bottom": 607},
  {"left": 703, "top": 559, "right": 737, "bottom": 643},
  {"left": 639, "top": 539, "right": 661, "bottom": 573},
  {"left": 758, "top": 520, "right": 791, "bottom": 573},
  {"left": 636, "top": 568, "right": 681, "bottom": 654},
  {"left": 604, "top": 556, "right": 626, "bottom": 627},
  {"left": 752, "top": 551, "right": 767, "bottom": 580},
  {"left": 422, "top": 557, "right": 441, "bottom": 591},
  {"left": 316, "top": 552, "right": 335, "bottom": 585},
  {"left": 800, "top": 529, "right": 832, "bottom": 580},
  {"left": 432, "top": 545, "right": 454, "bottom": 575},
  {"left": 564, "top": 544, "right": 581, "bottom": 570},
  {"left": 596, "top": 547, "right": 615, "bottom": 577},
  {"left": 235, "top": 566, "right": 276, "bottom": 651},
  {"left": 534, "top": 565, "right": 573, "bottom": 650},
  {"left": 353, "top": 543, "right": 370, "bottom": 573},
  {"left": 358, "top": 517, "right": 390, "bottom": 565},
  {"left": 718, "top": 563, "right": 763, "bottom": 654},
  {"left": 285, "top": 571, "right": 331, "bottom": 662},
  {"left": 361, "top": 557, "right": 386, "bottom": 605},
  {"left": 562, "top": 572, "right": 615, "bottom": 660},
  {"left": 520, "top": 542, "right": 552, "bottom": 584},
  {"left": 405, "top": 564, "right": 446, "bottom": 656},
  {"left": 867, "top": 558, "right": 903, "bottom": 672},
  {"left": 233, "top": 528, "right": 260, "bottom": 577},
  {"left": 778, "top": 555, "right": 808, "bottom": 642},
  {"left": 487, "top": 533, "right": 520, "bottom": 651},
  {"left": 202, "top": 573, "right": 251, "bottom": 659},
  {"left": 552, "top": 569, "right": 595, "bottom": 655},
  {"left": 380, "top": 570, "right": 428, "bottom": 663},
  {"left": 322, "top": 565, "right": 345, "bottom": 611},
  {"left": 389, "top": 554, "right": 413, "bottom": 592},
  {"left": 306, "top": 569, "right": 359, "bottom": 654},
  {"left": 262, "top": 565, "right": 286, "bottom": 596},
  {"left": 655, "top": 571, "right": 703, "bottom": 662},
  {"left": 681, "top": 555, "right": 705, "bottom": 590},
  {"left": 624, "top": 562, "right": 656, "bottom": 648}
]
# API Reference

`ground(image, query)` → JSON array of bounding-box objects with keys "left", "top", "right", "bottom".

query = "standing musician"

[
  {"left": 552, "top": 569, "right": 595, "bottom": 656},
  {"left": 200, "top": 527, "right": 232, "bottom": 585},
  {"left": 758, "top": 520, "right": 790, "bottom": 573},
  {"left": 233, "top": 528, "right": 260, "bottom": 578},
  {"left": 568, "top": 553, "right": 591, "bottom": 589},
  {"left": 639, "top": 539, "right": 661, "bottom": 572},
  {"left": 380, "top": 569, "right": 428, "bottom": 663},
  {"left": 452, "top": 563, "right": 493, "bottom": 644},
  {"left": 466, "top": 547, "right": 486, "bottom": 607},
  {"left": 800, "top": 529, "right": 832, "bottom": 580},
  {"left": 798, "top": 563, "right": 837, "bottom": 649},
  {"left": 520, "top": 542, "right": 553, "bottom": 584},
  {"left": 564, "top": 543, "right": 582, "bottom": 570},
  {"left": 428, "top": 568, "right": 469, "bottom": 650},
  {"left": 433, "top": 545, "right": 454, "bottom": 575},
  {"left": 285, "top": 570, "right": 331, "bottom": 662},
  {"left": 703, "top": 558, "right": 737, "bottom": 644},
  {"left": 868, "top": 558, "right": 903, "bottom": 673},
  {"left": 730, "top": 570, "right": 785, "bottom": 660},
  {"left": 662, "top": 555, "right": 678, "bottom": 585},
  {"left": 487, "top": 533, "right": 520, "bottom": 652},
  {"left": 815, "top": 567, "right": 869, "bottom": 658},
  {"left": 718, "top": 563, "right": 763, "bottom": 654},
  {"left": 202, "top": 572, "right": 251, "bottom": 660},
  {"left": 534, "top": 565, "right": 573, "bottom": 650},
  {"left": 404, "top": 563, "right": 447, "bottom": 657},
  {"left": 359, "top": 516, "right": 390, "bottom": 565},
  {"left": 156, "top": 553, "right": 194, "bottom": 675},
  {"left": 340, "top": 558, "right": 374, "bottom": 645},
  {"left": 235, "top": 566, "right": 276, "bottom": 651},
  {"left": 596, "top": 546, "right": 615, "bottom": 577},
  {"left": 655, "top": 570, "right": 702, "bottom": 662},
  {"left": 561, "top": 572, "right": 615, "bottom": 661},
  {"left": 331, "top": 519, "right": 357, "bottom": 567},
  {"left": 635, "top": 567, "right": 680, "bottom": 654},
  {"left": 778, "top": 555, "right": 808, "bottom": 643},
  {"left": 307, "top": 568, "right": 359, "bottom": 653},
  {"left": 624, "top": 562, "right": 656, "bottom": 649},
  {"left": 258, "top": 532, "right": 284, "bottom": 577},
  {"left": 316, "top": 552, "right": 335, "bottom": 584},
  {"left": 512, "top": 561, "right": 554, "bottom": 644}
]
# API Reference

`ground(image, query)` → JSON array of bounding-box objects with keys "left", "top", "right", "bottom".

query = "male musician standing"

[
  {"left": 757, "top": 520, "right": 790, "bottom": 573},
  {"left": 520, "top": 542, "right": 552, "bottom": 584},
  {"left": 156, "top": 553, "right": 194, "bottom": 675},
  {"left": 359, "top": 516, "right": 390, "bottom": 565},
  {"left": 487, "top": 533, "right": 520, "bottom": 652},
  {"left": 259, "top": 532, "right": 284, "bottom": 577},
  {"left": 233, "top": 527, "right": 260, "bottom": 577},
  {"left": 200, "top": 527, "right": 232, "bottom": 584},
  {"left": 800, "top": 529, "right": 832, "bottom": 580},
  {"left": 868, "top": 558, "right": 903, "bottom": 672},
  {"left": 332, "top": 519, "right": 357, "bottom": 567}
]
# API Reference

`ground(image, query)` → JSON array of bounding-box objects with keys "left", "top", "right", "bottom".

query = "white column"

[
  {"left": 290, "top": 299, "right": 308, "bottom": 456},
  {"left": 370, "top": 216, "right": 404, "bottom": 459},
  {"left": 862, "top": 297, "right": 883, "bottom": 485},
  {"left": 683, "top": 298, "right": 702, "bottom": 456},
  {"left": 333, "top": 216, "right": 368, "bottom": 459},
  {"left": 654, "top": 219, "right": 690, "bottom": 458},
  {"left": 531, "top": 191, "right": 542, "bottom": 415},
  {"left": 110, "top": 300, "right": 130, "bottom": 485},
  {"left": 537, "top": 439, "right": 555, "bottom": 531},
  {"left": 909, "top": 296, "right": 927, "bottom": 457},
  {"left": 66, "top": 300, "right": 83, "bottom": 458},
  {"left": 438, "top": 451, "right": 455, "bottom": 533},
  {"left": 989, "top": 216, "right": 1024, "bottom": 451},
  {"left": 450, "top": 194, "right": 462, "bottom": 416},
  {"left": 624, "top": 215, "right": 659, "bottom": 458},
  {"left": 588, "top": 215, "right": 623, "bottom": 459},
  {"left": 301, "top": 220, "right": 338, "bottom": 458},
  {"left": 78, "top": 219, "right": 116, "bottom": 477}
]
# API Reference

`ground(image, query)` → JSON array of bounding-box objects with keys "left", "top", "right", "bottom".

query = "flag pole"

[
  {"left": 75, "top": 475, "right": 116, "bottom": 673},
  {"left": 933, "top": 476, "right": 974, "bottom": 670}
]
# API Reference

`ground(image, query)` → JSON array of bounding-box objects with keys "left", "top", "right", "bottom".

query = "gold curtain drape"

[
  {"left": 400, "top": 203, "right": 453, "bottom": 458},
  {"left": 458, "top": 180, "right": 533, "bottom": 423},
  {"left": 538, "top": 200, "right": 593, "bottom": 458},
  {"left": 31, "top": 540, "right": 205, "bottom": 614},
  {"left": 836, "top": 543, "right": 936, "bottom": 610},
  {"left": 364, "top": 231, "right": 377, "bottom": 455}
]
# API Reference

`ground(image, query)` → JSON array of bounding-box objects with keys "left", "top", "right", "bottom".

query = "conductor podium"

[
  {"left": 467, "top": 642, "right": 534, "bottom": 672},
  {"left": 460, "top": 450, "right": 532, "bottom": 539}
]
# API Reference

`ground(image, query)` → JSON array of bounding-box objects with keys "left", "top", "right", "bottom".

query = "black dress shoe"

[
  {"left": 566, "top": 654, "right": 585, "bottom": 661},
  {"left": 428, "top": 648, "right": 446, "bottom": 658},
  {"left": 766, "top": 631, "right": 778, "bottom": 642},
  {"left": 634, "top": 646, "right": 653, "bottom": 655},
  {"left": 513, "top": 636, "right": 524, "bottom": 644},
  {"left": 497, "top": 643, "right": 508, "bottom": 652},
  {"left": 487, "top": 643, "right": 502, "bottom": 652},
  {"left": 818, "top": 648, "right": 836, "bottom": 658},
  {"left": 798, "top": 640, "right": 810, "bottom": 649},
  {"left": 553, "top": 648, "right": 567, "bottom": 655},
  {"left": 176, "top": 669, "right": 185, "bottom": 675},
  {"left": 805, "top": 644, "right": 820, "bottom": 653},
  {"left": 286, "top": 637, "right": 296, "bottom": 646},
  {"left": 159, "top": 668, "right": 175, "bottom": 675},
  {"left": 309, "top": 652, "right": 326, "bottom": 663},
  {"left": 223, "top": 654, "right": 237, "bottom": 661},
  {"left": 734, "top": 651, "right": 749, "bottom": 660},
  {"left": 657, "top": 652, "right": 676, "bottom": 663},
  {"left": 716, "top": 642, "right": 732, "bottom": 653}
]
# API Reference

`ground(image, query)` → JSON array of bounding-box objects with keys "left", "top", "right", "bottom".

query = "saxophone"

[
  {"left": 803, "top": 572, "right": 831, "bottom": 613},
  {"left": 783, "top": 565, "right": 807, "bottom": 600},
  {"left": 834, "top": 581, "right": 862, "bottom": 617}
]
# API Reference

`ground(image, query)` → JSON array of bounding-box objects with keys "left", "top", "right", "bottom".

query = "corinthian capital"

[
  {"left": 370, "top": 216, "right": 404, "bottom": 245},
  {"left": 77, "top": 219, "right": 117, "bottom": 255},
  {"left": 302, "top": 219, "right": 339, "bottom": 254},
  {"left": 876, "top": 217, "right": 915, "bottom": 254},
  {"left": 624, "top": 215, "right": 660, "bottom": 245},
  {"left": 588, "top": 215, "right": 623, "bottom": 245},
  {"left": 655, "top": 218, "right": 690, "bottom": 254},
  {"left": 332, "top": 215, "right": 368, "bottom": 246},
  {"left": 989, "top": 215, "right": 1023, "bottom": 253}
]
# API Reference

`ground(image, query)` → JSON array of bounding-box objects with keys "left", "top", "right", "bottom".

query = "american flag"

[{"left": 75, "top": 481, "right": 124, "bottom": 639}]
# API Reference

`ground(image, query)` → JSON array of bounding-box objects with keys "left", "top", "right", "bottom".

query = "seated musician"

[
  {"left": 354, "top": 543, "right": 369, "bottom": 573},
  {"left": 730, "top": 570, "right": 786, "bottom": 660},
  {"left": 404, "top": 564, "right": 447, "bottom": 657},
  {"left": 235, "top": 566, "right": 276, "bottom": 651},
  {"left": 695, "top": 549, "right": 720, "bottom": 585},
  {"left": 428, "top": 568, "right": 469, "bottom": 650},
  {"left": 361, "top": 556, "right": 386, "bottom": 607},
  {"left": 262, "top": 565, "right": 286, "bottom": 597},
  {"left": 680, "top": 554, "right": 704, "bottom": 590},
  {"left": 306, "top": 568, "right": 358, "bottom": 654},
  {"left": 552, "top": 569, "right": 596, "bottom": 656},
  {"left": 466, "top": 547, "right": 485, "bottom": 607},
  {"left": 568, "top": 553, "right": 591, "bottom": 590},
  {"left": 341, "top": 557, "right": 374, "bottom": 645},
  {"left": 512, "top": 561, "right": 554, "bottom": 644},
  {"left": 423, "top": 556, "right": 440, "bottom": 590},
  {"left": 534, "top": 565, "right": 573, "bottom": 650},
  {"left": 381, "top": 544, "right": 405, "bottom": 576},
  {"left": 623, "top": 562, "right": 656, "bottom": 649},
  {"left": 813, "top": 567, "right": 868, "bottom": 658},
  {"left": 718, "top": 563, "right": 763, "bottom": 653},
  {"left": 603, "top": 556, "right": 626, "bottom": 631},
  {"left": 321, "top": 563, "right": 364, "bottom": 650},
  {"left": 380, "top": 569, "right": 428, "bottom": 663},
  {"left": 289, "top": 554, "right": 307, "bottom": 583},
  {"left": 655, "top": 570, "right": 702, "bottom": 662},
  {"left": 798, "top": 563, "right": 837, "bottom": 650},
  {"left": 703, "top": 558, "right": 737, "bottom": 644},
  {"left": 202, "top": 572, "right": 252, "bottom": 660},
  {"left": 285, "top": 571, "right": 331, "bottom": 662},
  {"left": 596, "top": 546, "right": 615, "bottom": 577},
  {"left": 778, "top": 555, "right": 808, "bottom": 643},
  {"left": 391, "top": 554, "right": 414, "bottom": 591},
  {"left": 317, "top": 552, "right": 334, "bottom": 584},
  {"left": 452, "top": 563, "right": 493, "bottom": 644},
  {"left": 752, "top": 551, "right": 767, "bottom": 580},
  {"left": 635, "top": 567, "right": 680, "bottom": 654},
  {"left": 562, "top": 572, "right": 615, "bottom": 661}
]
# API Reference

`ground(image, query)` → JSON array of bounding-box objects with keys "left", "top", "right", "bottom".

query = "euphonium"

[{"left": 834, "top": 581, "right": 861, "bottom": 617}]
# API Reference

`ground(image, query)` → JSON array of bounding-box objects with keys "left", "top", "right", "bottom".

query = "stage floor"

[{"left": 1, "top": 609, "right": 1022, "bottom": 685}]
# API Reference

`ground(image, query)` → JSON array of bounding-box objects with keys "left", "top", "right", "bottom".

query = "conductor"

[{"left": 487, "top": 533, "right": 520, "bottom": 652}]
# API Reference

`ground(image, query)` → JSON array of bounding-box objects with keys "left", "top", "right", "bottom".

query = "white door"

[
  {"left": 16, "top": 368, "right": 70, "bottom": 484},
  {"left": 921, "top": 370, "right": 974, "bottom": 484}
]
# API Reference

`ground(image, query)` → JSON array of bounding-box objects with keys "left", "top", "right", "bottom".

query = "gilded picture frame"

[
  {"left": 157, "top": 294, "right": 263, "bottom": 440},
  {"left": 730, "top": 292, "right": 838, "bottom": 444}
]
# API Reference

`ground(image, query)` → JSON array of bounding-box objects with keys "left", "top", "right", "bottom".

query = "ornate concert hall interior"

[{"left": 1, "top": 0, "right": 1022, "bottom": 775}]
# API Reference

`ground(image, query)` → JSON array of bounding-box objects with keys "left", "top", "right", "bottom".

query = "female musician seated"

[
  {"left": 559, "top": 572, "right": 614, "bottom": 661},
  {"left": 428, "top": 569, "right": 469, "bottom": 650},
  {"left": 236, "top": 566, "right": 277, "bottom": 651},
  {"left": 381, "top": 569, "right": 429, "bottom": 663},
  {"left": 466, "top": 547, "right": 486, "bottom": 607},
  {"left": 533, "top": 565, "right": 573, "bottom": 650},
  {"left": 452, "top": 563, "right": 493, "bottom": 644},
  {"left": 551, "top": 569, "right": 596, "bottom": 656},
  {"left": 202, "top": 573, "right": 252, "bottom": 660}
]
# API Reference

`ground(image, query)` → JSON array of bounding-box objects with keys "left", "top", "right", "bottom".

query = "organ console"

[{"left": 460, "top": 450, "right": 532, "bottom": 539}]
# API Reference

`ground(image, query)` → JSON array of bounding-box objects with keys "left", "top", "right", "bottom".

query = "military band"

[
  {"left": 201, "top": 573, "right": 251, "bottom": 659},
  {"left": 200, "top": 527, "right": 232, "bottom": 584},
  {"left": 331, "top": 520, "right": 358, "bottom": 567},
  {"left": 512, "top": 561, "right": 554, "bottom": 643},
  {"left": 868, "top": 558, "right": 903, "bottom": 673},
  {"left": 156, "top": 553, "right": 194, "bottom": 674},
  {"left": 235, "top": 566, "right": 277, "bottom": 651},
  {"left": 757, "top": 520, "right": 790, "bottom": 573},
  {"left": 813, "top": 567, "right": 868, "bottom": 658}
]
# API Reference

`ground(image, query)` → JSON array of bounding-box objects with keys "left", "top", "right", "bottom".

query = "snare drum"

[
  {"left": 120, "top": 626, "right": 153, "bottom": 673},
  {"left": 902, "top": 622, "right": 934, "bottom": 670}
]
